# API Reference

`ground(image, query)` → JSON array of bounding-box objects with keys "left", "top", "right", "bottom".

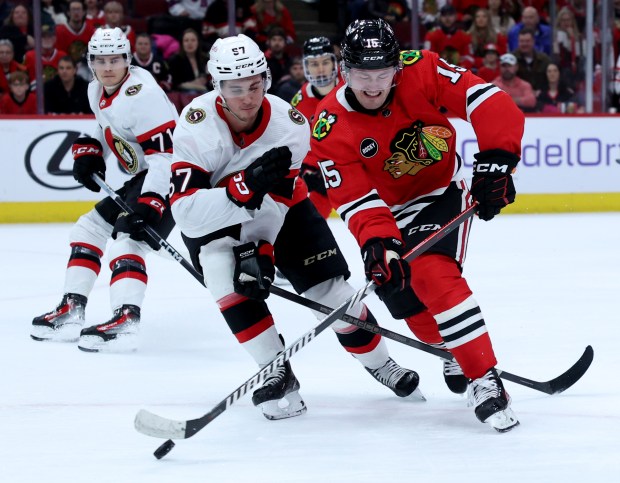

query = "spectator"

[
  {"left": 492, "top": 52, "right": 536, "bottom": 111},
  {"left": 56, "top": 1, "right": 96, "bottom": 66},
  {"left": 366, "top": 0, "right": 410, "bottom": 26},
  {"left": 274, "top": 55, "right": 305, "bottom": 102},
  {"left": 43, "top": 55, "right": 91, "bottom": 114},
  {"left": 252, "top": 0, "right": 296, "bottom": 46},
  {"left": 202, "top": 0, "right": 257, "bottom": 48},
  {"left": 101, "top": 1, "right": 135, "bottom": 50},
  {"left": 131, "top": 33, "right": 172, "bottom": 91},
  {"left": 0, "top": 69, "right": 36, "bottom": 114},
  {"left": 0, "top": 0, "right": 14, "bottom": 26},
  {"left": 417, "top": 0, "right": 443, "bottom": 31},
  {"left": 42, "top": 0, "right": 68, "bottom": 26},
  {"left": 467, "top": 7, "right": 507, "bottom": 64},
  {"left": 0, "top": 38, "right": 25, "bottom": 95},
  {"left": 167, "top": 0, "right": 208, "bottom": 20},
  {"left": 424, "top": 5, "right": 474, "bottom": 68},
  {"left": 477, "top": 42, "right": 500, "bottom": 81},
  {"left": 564, "top": 0, "right": 586, "bottom": 33},
  {"left": 85, "top": 0, "right": 105, "bottom": 28},
  {"left": 553, "top": 6, "right": 585, "bottom": 88},
  {"left": 264, "top": 27, "right": 291, "bottom": 90},
  {"left": 507, "top": 6, "right": 551, "bottom": 55},
  {"left": 168, "top": 28, "right": 209, "bottom": 93},
  {"left": 487, "top": 0, "right": 515, "bottom": 37},
  {"left": 24, "top": 24, "right": 68, "bottom": 87},
  {"left": 452, "top": 0, "right": 488, "bottom": 27},
  {"left": 0, "top": 4, "right": 35, "bottom": 62},
  {"left": 513, "top": 28, "right": 550, "bottom": 92},
  {"left": 536, "top": 62, "right": 580, "bottom": 113}
]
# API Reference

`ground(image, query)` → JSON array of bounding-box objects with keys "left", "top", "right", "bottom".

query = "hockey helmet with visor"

[
  {"left": 87, "top": 27, "right": 132, "bottom": 78},
  {"left": 303, "top": 36, "right": 338, "bottom": 88}
]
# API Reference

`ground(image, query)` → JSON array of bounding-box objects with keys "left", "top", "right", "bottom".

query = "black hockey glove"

[
  {"left": 361, "top": 237, "right": 411, "bottom": 300},
  {"left": 471, "top": 149, "right": 519, "bottom": 221},
  {"left": 226, "top": 146, "right": 292, "bottom": 210},
  {"left": 300, "top": 163, "right": 327, "bottom": 196},
  {"left": 112, "top": 192, "right": 166, "bottom": 251},
  {"left": 233, "top": 241, "right": 275, "bottom": 300},
  {"left": 72, "top": 136, "right": 106, "bottom": 192}
]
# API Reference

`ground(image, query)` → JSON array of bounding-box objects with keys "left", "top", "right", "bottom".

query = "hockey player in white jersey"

[
  {"left": 31, "top": 28, "right": 178, "bottom": 352},
  {"left": 170, "top": 34, "right": 422, "bottom": 420}
]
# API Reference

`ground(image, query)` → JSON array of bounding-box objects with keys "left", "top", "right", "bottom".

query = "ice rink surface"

[{"left": 1, "top": 213, "right": 618, "bottom": 482}]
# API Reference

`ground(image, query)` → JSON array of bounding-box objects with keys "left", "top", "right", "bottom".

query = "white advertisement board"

[{"left": 0, "top": 116, "right": 619, "bottom": 203}]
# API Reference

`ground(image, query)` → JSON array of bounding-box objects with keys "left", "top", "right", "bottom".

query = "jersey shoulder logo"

[
  {"left": 384, "top": 120, "right": 452, "bottom": 178},
  {"left": 400, "top": 50, "right": 423, "bottom": 67},
  {"left": 125, "top": 84, "right": 143, "bottom": 96},
  {"left": 185, "top": 107, "right": 206, "bottom": 124},
  {"left": 312, "top": 110, "right": 337, "bottom": 141},
  {"left": 291, "top": 91, "right": 302, "bottom": 107},
  {"left": 288, "top": 108, "right": 305, "bottom": 125}
]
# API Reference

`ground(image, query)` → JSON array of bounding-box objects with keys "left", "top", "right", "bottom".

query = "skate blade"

[
  {"left": 77, "top": 333, "right": 138, "bottom": 353},
  {"left": 31, "top": 324, "right": 81, "bottom": 342},
  {"left": 259, "top": 390, "right": 307, "bottom": 421},
  {"left": 485, "top": 407, "right": 520, "bottom": 433},
  {"left": 402, "top": 387, "right": 426, "bottom": 402}
]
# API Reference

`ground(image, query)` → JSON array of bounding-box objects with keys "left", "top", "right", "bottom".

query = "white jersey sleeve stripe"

[
  {"left": 337, "top": 189, "right": 389, "bottom": 226},
  {"left": 466, "top": 84, "right": 501, "bottom": 122}
]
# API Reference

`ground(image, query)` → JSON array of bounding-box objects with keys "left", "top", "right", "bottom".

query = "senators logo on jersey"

[
  {"left": 104, "top": 127, "right": 139, "bottom": 174},
  {"left": 312, "top": 110, "right": 337, "bottom": 141},
  {"left": 288, "top": 108, "right": 305, "bottom": 125},
  {"left": 125, "top": 84, "right": 143, "bottom": 96},
  {"left": 384, "top": 121, "right": 452, "bottom": 178},
  {"left": 186, "top": 107, "right": 206, "bottom": 124}
]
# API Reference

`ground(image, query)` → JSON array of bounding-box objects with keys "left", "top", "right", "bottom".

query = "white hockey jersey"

[
  {"left": 87, "top": 66, "right": 178, "bottom": 197},
  {"left": 171, "top": 92, "right": 310, "bottom": 241}
]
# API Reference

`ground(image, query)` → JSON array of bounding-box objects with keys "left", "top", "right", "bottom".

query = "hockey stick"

[
  {"left": 132, "top": 203, "right": 477, "bottom": 443},
  {"left": 93, "top": 175, "right": 593, "bottom": 397}
]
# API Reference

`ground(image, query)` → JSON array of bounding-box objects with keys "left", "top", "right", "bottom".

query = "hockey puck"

[{"left": 153, "top": 439, "right": 175, "bottom": 459}]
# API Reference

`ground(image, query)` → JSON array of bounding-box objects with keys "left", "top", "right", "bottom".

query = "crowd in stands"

[{"left": 0, "top": 0, "right": 618, "bottom": 115}]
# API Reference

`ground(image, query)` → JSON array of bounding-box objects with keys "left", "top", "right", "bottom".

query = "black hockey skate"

[
  {"left": 443, "top": 359, "right": 469, "bottom": 394},
  {"left": 366, "top": 358, "right": 425, "bottom": 400},
  {"left": 468, "top": 368, "right": 519, "bottom": 432},
  {"left": 78, "top": 304, "right": 140, "bottom": 353},
  {"left": 252, "top": 359, "right": 307, "bottom": 420},
  {"left": 31, "top": 293, "right": 87, "bottom": 342}
]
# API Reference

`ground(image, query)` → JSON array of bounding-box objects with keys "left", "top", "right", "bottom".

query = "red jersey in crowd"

[
  {"left": 56, "top": 21, "right": 96, "bottom": 62},
  {"left": 424, "top": 28, "right": 474, "bottom": 69},
  {"left": 0, "top": 61, "right": 26, "bottom": 94},
  {"left": 0, "top": 91, "right": 37, "bottom": 114},
  {"left": 24, "top": 48, "right": 68, "bottom": 84}
]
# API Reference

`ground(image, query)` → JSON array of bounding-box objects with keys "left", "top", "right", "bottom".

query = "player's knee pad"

[
  {"left": 199, "top": 237, "right": 236, "bottom": 300},
  {"left": 217, "top": 292, "right": 274, "bottom": 342},
  {"left": 67, "top": 243, "right": 103, "bottom": 276},
  {"left": 303, "top": 276, "right": 363, "bottom": 328},
  {"left": 107, "top": 234, "right": 149, "bottom": 263},
  {"left": 405, "top": 310, "right": 442, "bottom": 344},
  {"left": 333, "top": 307, "right": 381, "bottom": 350},
  {"left": 69, "top": 209, "right": 112, "bottom": 253}
]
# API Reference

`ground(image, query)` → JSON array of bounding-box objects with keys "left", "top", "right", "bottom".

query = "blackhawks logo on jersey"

[
  {"left": 291, "top": 91, "right": 302, "bottom": 107},
  {"left": 384, "top": 120, "right": 452, "bottom": 178},
  {"left": 400, "top": 50, "right": 423, "bottom": 67},
  {"left": 125, "top": 84, "right": 143, "bottom": 96},
  {"left": 312, "top": 110, "right": 337, "bottom": 141}
]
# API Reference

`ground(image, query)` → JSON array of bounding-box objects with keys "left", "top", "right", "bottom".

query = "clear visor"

[
  {"left": 218, "top": 75, "right": 270, "bottom": 99},
  {"left": 343, "top": 66, "right": 400, "bottom": 91},
  {"left": 303, "top": 54, "right": 338, "bottom": 88},
  {"left": 89, "top": 54, "right": 130, "bottom": 71}
]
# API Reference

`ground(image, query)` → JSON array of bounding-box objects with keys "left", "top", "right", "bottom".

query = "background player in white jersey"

[
  {"left": 31, "top": 28, "right": 179, "bottom": 353},
  {"left": 171, "top": 34, "right": 421, "bottom": 421}
]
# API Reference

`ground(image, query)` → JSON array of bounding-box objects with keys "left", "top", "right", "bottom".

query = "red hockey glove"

[
  {"left": 72, "top": 136, "right": 105, "bottom": 192},
  {"left": 226, "top": 146, "right": 292, "bottom": 210},
  {"left": 471, "top": 149, "right": 519, "bottom": 221},
  {"left": 300, "top": 163, "right": 327, "bottom": 196},
  {"left": 112, "top": 192, "right": 166, "bottom": 251},
  {"left": 233, "top": 241, "right": 276, "bottom": 300},
  {"left": 361, "top": 237, "right": 411, "bottom": 300}
]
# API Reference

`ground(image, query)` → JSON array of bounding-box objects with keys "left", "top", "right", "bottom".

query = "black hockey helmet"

[
  {"left": 341, "top": 19, "right": 400, "bottom": 70},
  {"left": 303, "top": 37, "right": 333, "bottom": 58}
]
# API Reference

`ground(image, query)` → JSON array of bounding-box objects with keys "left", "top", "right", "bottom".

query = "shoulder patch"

[
  {"left": 288, "top": 108, "right": 305, "bottom": 125},
  {"left": 400, "top": 50, "right": 423, "bottom": 67},
  {"left": 125, "top": 84, "right": 143, "bottom": 96},
  {"left": 311, "top": 110, "right": 337, "bottom": 141},
  {"left": 185, "top": 107, "right": 206, "bottom": 124},
  {"left": 291, "top": 91, "right": 302, "bottom": 107}
]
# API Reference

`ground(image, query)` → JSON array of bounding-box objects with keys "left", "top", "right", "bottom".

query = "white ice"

[{"left": 1, "top": 214, "right": 618, "bottom": 482}]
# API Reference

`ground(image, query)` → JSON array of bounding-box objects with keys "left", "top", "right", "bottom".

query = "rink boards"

[{"left": 0, "top": 114, "right": 619, "bottom": 222}]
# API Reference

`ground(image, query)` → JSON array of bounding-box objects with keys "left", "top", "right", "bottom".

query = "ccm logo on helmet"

[
  {"left": 236, "top": 63, "right": 255, "bottom": 69},
  {"left": 363, "top": 55, "right": 385, "bottom": 61},
  {"left": 473, "top": 163, "right": 510, "bottom": 174}
]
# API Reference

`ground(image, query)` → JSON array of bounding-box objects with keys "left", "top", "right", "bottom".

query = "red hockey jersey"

[{"left": 307, "top": 50, "right": 524, "bottom": 248}]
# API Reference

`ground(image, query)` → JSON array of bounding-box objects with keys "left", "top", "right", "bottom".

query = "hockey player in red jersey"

[
  {"left": 170, "top": 34, "right": 421, "bottom": 421},
  {"left": 308, "top": 19, "right": 523, "bottom": 432},
  {"left": 31, "top": 28, "right": 178, "bottom": 353},
  {"left": 291, "top": 36, "right": 342, "bottom": 219}
]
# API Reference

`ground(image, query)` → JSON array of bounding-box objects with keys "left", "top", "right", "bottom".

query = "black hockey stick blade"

[{"left": 498, "top": 345, "right": 593, "bottom": 395}]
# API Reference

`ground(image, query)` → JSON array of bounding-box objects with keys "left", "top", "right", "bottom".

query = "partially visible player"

[
  {"left": 170, "top": 34, "right": 421, "bottom": 421},
  {"left": 291, "top": 36, "right": 342, "bottom": 219},
  {"left": 31, "top": 28, "right": 178, "bottom": 353},
  {"left": 309, "top": 19, "right": 524, "bottom": 432}
]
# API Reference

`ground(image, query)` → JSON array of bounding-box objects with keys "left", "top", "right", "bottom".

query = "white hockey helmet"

[
  {"left": 208, "top": 34, "right": 271, "bottom": 94},
  {"left": 87, "top": 27, "right": 132, "bottom": 74}
]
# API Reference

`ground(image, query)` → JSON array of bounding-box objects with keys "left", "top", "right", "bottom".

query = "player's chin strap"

[{"left": 216, "top": 99, "right": 246, "bottom": 123}]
